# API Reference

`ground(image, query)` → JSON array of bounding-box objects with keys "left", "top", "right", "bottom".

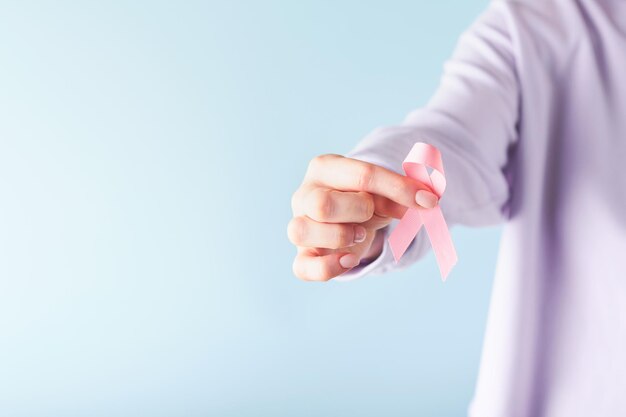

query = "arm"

[{"left": 337, "top": 1, "right": 520, "bottom": 280}]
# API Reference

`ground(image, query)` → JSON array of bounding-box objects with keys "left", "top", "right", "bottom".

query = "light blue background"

[{"left": 0, "top": 1, "right": 501, "bottom": 416}]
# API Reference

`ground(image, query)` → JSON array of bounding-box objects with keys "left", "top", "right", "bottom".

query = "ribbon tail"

[
  {"left": 421, "top": 206, "right": 458, "bottom": 281},
  {"left": 388, "top": 208, "right": 424, "bottom": 263}
]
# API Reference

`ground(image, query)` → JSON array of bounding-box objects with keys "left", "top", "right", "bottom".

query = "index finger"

[{"left": 306, "top": 154, "right": 431, "bottom": 209}]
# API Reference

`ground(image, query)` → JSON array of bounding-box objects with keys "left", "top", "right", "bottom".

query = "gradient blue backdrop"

[{"left": 0, "top": 1, "right": 501, "bottom": 416}]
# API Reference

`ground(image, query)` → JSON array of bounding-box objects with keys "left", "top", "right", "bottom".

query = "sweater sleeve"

[{"left": 335, "top": 1, "right": 520, "bottom": 281}]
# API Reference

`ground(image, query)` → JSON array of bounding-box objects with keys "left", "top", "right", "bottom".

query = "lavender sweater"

[{"left": 338, "top": 0, "right": 626, "bottom": 415}]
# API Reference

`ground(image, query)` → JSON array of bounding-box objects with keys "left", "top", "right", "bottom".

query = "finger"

[
  {"left": 372, "top": 194, "right": 408, "bottom": 219},
  {"left": 290, "top": 184, "right": 312, "bottom": 216},
  {"left": 306, "top": 154, "right": 437, "bottom": 208},
  {"left": 292, "top": 249, "right": 360, "bottom": 281},
  {"left": 361, "top": 214, "right": 394, "bottom": 231},
  {"left": 287, "top": 216, "right": 367, "bottom": 249},
  {"left": 294, "top": 186, "right": 405, "bottom": 221},
  {"left": 360, "top": 195, "right": 409, "bottom": 231},
  {"left": 303, "top": 188, "right": 374, "bottom": 223}
]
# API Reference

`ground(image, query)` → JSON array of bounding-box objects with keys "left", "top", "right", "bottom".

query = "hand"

[{"left": 288, "top": 154, "right": 439, "bottom": 281}]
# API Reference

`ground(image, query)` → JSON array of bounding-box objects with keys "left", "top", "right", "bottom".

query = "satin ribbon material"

[{"left": 388, "top": 143, "right": 458, "bottom": 281}]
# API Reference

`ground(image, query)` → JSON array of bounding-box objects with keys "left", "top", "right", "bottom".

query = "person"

[{"left": 287, "top": 0, "right": 626, "bottom": 415}]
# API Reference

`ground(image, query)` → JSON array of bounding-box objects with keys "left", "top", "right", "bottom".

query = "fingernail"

[
  {"left": 415, "top": 190, "right": 438, "bottom": 209},
  {"left": 339, "top": 254, "right": 360, "bottom": 269},
  {"left": 353, "top": 226, "right": 366, "bottom": 243}
]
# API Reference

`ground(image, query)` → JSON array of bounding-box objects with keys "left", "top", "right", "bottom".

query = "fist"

[{"left": 288, "top": 154, "right": 438, "bottom": 281}]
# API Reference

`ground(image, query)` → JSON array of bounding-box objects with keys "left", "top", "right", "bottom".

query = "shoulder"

[
  {"left": 492, "top": 0, "right": 593, "bottom": 41},
  {"left": 481, "top": 0, "right": 593, "bottom": 71}
]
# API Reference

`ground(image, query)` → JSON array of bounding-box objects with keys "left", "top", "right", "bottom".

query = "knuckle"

[
  {"left": 307, "top": 155, "right": 323, "bottom": 173},
  {"left": 307, "top": 154, "right": 337, "bottom": 176},
  {"left": 361, "top": 193, "right": 375, "bottom": 220},
  {"left": 395, "top": 178, "right": 411, "bottom": 198},
  {"left": 287, "top": 217, "right": 307, "bottom": 245},
  {"left": 385, "top": 176, "right": 409, "bottom": 204},
  {"left": 290, "top": 190, "right": 300, "bottom": 213},
  {"left": 292, "top": 258, "right": 308, "bottom": 281},
  {"left": 333, "top": 226, "right": 353, "bottom": 247},
  {"left": 310, "top": 190, "right": 333, "bottom": 221},
  {"left": 356, "top": 164, "right": 376, "bottom": 191}
]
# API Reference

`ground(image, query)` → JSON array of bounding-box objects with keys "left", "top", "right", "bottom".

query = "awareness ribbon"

[{"left": 388, "top": 143, "right": 458, "bottom": 281}]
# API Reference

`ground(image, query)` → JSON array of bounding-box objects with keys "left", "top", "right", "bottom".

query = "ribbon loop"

[{"left": 388, "top": 143, "right": 458, "bottom": 281}]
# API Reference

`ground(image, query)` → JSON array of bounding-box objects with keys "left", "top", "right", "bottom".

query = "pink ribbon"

[{"left": 388, "top": 143, "right": 458, "bottom": 281}]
